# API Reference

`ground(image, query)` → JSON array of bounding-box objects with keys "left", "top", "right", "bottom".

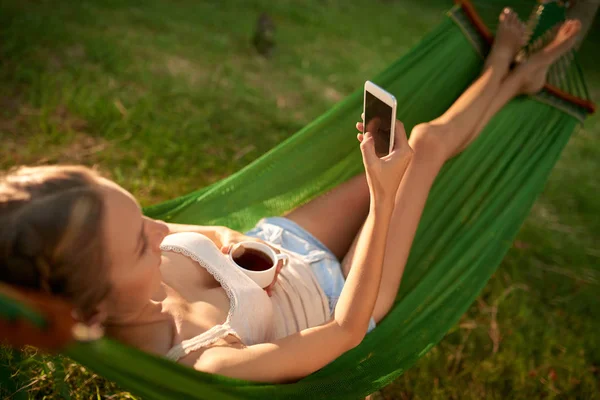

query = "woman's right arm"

[{"left": 194, "top": 121, "right": 412, "bottom": 383}]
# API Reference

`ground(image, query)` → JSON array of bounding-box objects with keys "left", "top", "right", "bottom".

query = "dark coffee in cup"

[{"left": 232, "top": 248, "right": 273, "bottom": 271}]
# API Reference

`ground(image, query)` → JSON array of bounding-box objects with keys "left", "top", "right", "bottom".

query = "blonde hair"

[{"left": 0, "top": 165, "right": 110, "bottom": 321}]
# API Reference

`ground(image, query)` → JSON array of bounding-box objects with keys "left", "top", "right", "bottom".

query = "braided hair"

[{"left": 0, "top": 165, "right": 111, "bottom": 322}]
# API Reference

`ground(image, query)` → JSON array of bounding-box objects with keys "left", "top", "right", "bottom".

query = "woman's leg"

[
  {"left": 283, "top": 9, "right": 524, "bottom": 259},
  {"left": 283, "top": 173, "right": 370, "bottom": 261},
  {"left": 284, "top": 15, "right": 579, "bottom": 316},
  {"left": 466, "top": 19, "right": 583, "bottom": 145},
  {"left": 336, "top": 9, "right": 524, "bottom": 273},
  {"left": 426, "top": 8, "right": 526, "bottom": 158},
  {"left": 358, "top": 19, "right": 582, "bottom": 323}
]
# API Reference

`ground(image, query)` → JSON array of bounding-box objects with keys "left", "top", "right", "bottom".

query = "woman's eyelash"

[{"left": 140, "top": 233, "right": 148, "bottom": 257}]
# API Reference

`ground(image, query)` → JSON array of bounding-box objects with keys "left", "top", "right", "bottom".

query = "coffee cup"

[{"left": 228, "top": 241, "right": 289, "bottom": 288}]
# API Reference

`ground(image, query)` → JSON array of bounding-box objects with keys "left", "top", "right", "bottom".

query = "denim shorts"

[{"left": 245, "top": 216, "right": 376, "bottom": 333}]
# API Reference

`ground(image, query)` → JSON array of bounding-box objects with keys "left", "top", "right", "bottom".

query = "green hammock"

[{"left": 0, "top": 1, "right": 595, "bottom": 399}]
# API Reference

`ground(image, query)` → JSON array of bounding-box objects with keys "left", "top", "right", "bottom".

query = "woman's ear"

[
  {"left": 86, "top": 307, "right": 108, "bottom": 327},
  {"left": 71, "top": 304, "right": 106, "bottom": 342},
  {"left": 71, "top": 301, "right": 108, "bottom": 327}
]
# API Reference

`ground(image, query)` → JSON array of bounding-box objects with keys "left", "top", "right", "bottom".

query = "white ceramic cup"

[{"left": 228, "top": 241, "right": 289, "bottom": 288}]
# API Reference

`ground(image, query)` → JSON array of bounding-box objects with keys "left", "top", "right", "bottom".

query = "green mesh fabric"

[
  {"left": 0, "top": 3, "right": 593, "bottom": 400},
  {"left": 525, "top": 0, "right": 566, "bottom": 45}
]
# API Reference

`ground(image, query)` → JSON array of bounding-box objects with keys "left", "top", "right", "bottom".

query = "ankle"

[
  {"left": 515, "top": 62, "right": 546, "bottom": 95},
  {"left": 482, "top": 60, "right": 510, "bottom": 83}
]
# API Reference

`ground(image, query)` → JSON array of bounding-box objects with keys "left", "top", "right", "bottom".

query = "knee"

[{"left": 409, "top": 121, "right": 454, "bottom": 162}]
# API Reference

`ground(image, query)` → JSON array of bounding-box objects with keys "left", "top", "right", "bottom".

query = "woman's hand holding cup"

[{"left": 220, "top": 237, "right": 288, "bottom": 297}]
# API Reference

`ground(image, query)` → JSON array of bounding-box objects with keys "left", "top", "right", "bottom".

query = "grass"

[{"left": 0, "top": 0, "right": 598, "bottom": 398}]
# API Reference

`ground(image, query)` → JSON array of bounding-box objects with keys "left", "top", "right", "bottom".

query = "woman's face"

[{"left": 98, "top": 178, "right": 169, "bottom": 319}]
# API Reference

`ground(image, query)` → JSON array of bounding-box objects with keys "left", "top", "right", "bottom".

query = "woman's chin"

[{"left": 150, "top": 276, "right": 166, "bottom": 301}]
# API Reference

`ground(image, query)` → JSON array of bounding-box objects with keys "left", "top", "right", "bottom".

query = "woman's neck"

[{"left": 105, "top": 286, "right": 176, "bottom": 354}]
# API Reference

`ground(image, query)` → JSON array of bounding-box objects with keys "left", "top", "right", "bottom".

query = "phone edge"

[
  {"left": 365, "top": 81, "right": 397, "bottom": 156},
  {"left": 389, "top": 97, "right": 397, "bottom": 156}
]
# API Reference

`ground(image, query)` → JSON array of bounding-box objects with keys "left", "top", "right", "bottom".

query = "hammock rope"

[{"left": 0, "top": 1, "right": 595, "bottom": 399}]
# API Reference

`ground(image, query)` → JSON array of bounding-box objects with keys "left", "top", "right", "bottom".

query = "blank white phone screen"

[{"left": 364, "top": 91, "right": 392, "bottom": 157}]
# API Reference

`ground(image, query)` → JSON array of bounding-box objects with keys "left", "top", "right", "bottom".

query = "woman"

[{"left": 0, "top": 11, "right": 580, "bottom": 383}]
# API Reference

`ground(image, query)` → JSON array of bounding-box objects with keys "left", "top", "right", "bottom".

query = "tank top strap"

[
  {"left": 161, "top": 232, "right": 247, "bottom": 361},
  {"left": 165, "top": 323, "right": 239, "bottom": 361}
]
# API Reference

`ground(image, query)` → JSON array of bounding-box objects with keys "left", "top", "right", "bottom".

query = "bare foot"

[
  {"left": 484, "top": 8, "right": 527, "bottom": 74},
  {"left": 518, "top": 20, "right": 582, "bottom": 94}
]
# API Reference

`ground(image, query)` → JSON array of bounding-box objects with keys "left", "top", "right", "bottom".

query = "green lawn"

[{"left": 1, "top": 0, "right": 598, "bottom": 399}]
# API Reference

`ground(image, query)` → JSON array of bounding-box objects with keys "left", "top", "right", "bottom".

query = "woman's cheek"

[{"left": 131, "top": 262, "right": 159, "bottom": 295}]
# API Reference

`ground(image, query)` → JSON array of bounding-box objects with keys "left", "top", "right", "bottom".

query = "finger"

[
  {"left": 394, "top": 119, "right": 406, "bottom": 135},
  {"left": 220, "top": 245, "right": 230, "bottom": 254},
  {"left": 357, "top": 133, "right": 364, "bottom": 142},
  {"left": 366, "top": 117, "right": 381, "bottom": 135},
  {"left": 270, "top": 268, "right": 280, "bottom": 285},
  {"left": 372, "top": 117, "right": 382, "bottom": 134},
  {"left": 356, "top": 122, "right": 364, "bottom": 132},
  {"left": 265, "top": 278, "right": 277, "bottom": 295},
  {"left": 360, "top": 132, "right": 377, "bottom": 165},
  {"left": 361, "top": 112, "right": 364, "bottom": 120},
  {"left": 393, "top": 120, "right": 409, "bottom": 150}
]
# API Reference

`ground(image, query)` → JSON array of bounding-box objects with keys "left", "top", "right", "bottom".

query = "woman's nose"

[{"left": 148, "top": 218, "right": 169, "bottom": 247}]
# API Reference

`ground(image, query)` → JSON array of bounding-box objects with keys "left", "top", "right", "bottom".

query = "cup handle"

[{"left": 276, "top": 253, "right": 289, "bottom": 267}]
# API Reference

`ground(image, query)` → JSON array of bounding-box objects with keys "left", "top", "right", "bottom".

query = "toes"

[
  {"left": 495, "top": 7, "right": 526, "bottom": 52},
  {"left": 558, "top": 19, "right": 581, "bottom": 41},
  {"left": 566, "top": 20, "right": 580, "bottom": 32},
  {"left": 499, "top": 7, "right": 511, "bottom": 23},
  {"left": 567, "top": 20, "right": 582, "bottom": 35},
  {"left": 499, "top": 8, "right": 523, "bottom": 32},
  {"left": 561, "top": 21, "right": 573, "bottom": 35},
  {"left": 507, "top": 8, "right": 517, "bottom": 24}
]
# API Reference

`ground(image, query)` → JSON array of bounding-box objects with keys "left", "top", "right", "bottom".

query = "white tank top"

[{"left": 161, "top": 232, "right": 329, "bottom": 361}]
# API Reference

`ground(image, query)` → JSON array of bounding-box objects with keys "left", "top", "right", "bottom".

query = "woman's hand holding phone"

[{"left": 357, "top": 116, "right": 413, "bottom": 203}]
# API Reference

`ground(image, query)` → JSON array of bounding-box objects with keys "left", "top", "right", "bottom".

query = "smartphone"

[{"left": 363, "top": 81, "right": 397, "bottom": 158}]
